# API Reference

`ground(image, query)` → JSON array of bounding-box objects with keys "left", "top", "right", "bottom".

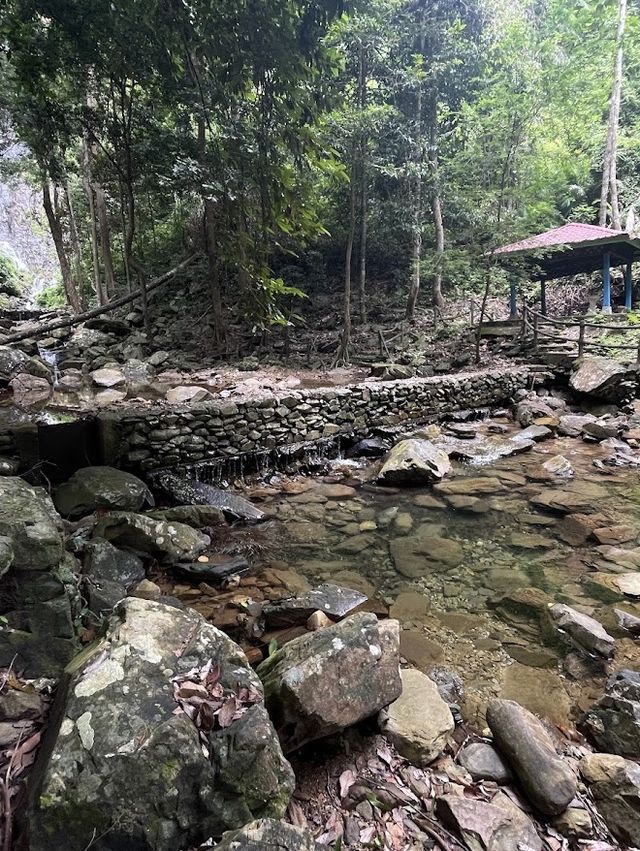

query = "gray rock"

[
  {"left": 83, "top": 538, "right": 145, "bottom": 588},
  {"left": 0, "top": 345, "right": 29, "bottom": 381},
  {"left": 514, "top": 425, "right": 552, "bottom": 442},
  {"left": 377, "top": 439, "right": 452, "bottom": 486},
  {"left": 258, "top": 612, "right": 401, "bottom": 752},
  {"left": 514, "top": 398, "right": 554, "bottom": 427},
  {"left": 90, "top": 367, "right": 126, "bottom": 387},
  {"left": 54, "top": 466, "right": 154, "bottom": 517},
  {"left": 581, "top": 752, "right": 640, "bottom": 847},
  {"left": 379, "top": 668, "right": 454, "bottom": 766},
  {"left": 155, "top": 473, "right": 265, "bottom": 522},
  {"left": 486, "top": 699, "right": 577, "bottom": 815},
  {"left": 557, "top": 413, "right": 597, "bottom": 437},
  {"left": 549, "top": 603, "right": 615, "bottom": 658},
  {"left": 165, "top": 385, "right": 213, "bottom": 404},
  {"left": 569, "top": 356, "right": 627, "bottom": 399},
  {"left": 262, "top": 584, "right": 367, "bottom": 628},
  {"left": 541, "top": 455, "right": 573, "bottom": 478},
  {"left": 215, "top": 819, "right": 321, "bottom": 851},
  {"left": 27, "top": 598, "right": 294, "bottom": 851},
  {"left": 436, "top": 793, "right": 541, "bottom": 851},
  {"left": 9, "top": 373, "right": 52, "bottom": 407},
  {"left": 0, "top": 536, "right": 13, "bottom": 578},
  {"left": 579, "top": 670, "right": 640, "bottom": 757},
  {"left": 458, "top": 742, "right": 512, "bottom": 783},
  {"left": 147, "top": 504, "right": 226, "bottom": 528},
  {"left": 0, "top": 478, "right": 63, "bottom": 570},
  {"left": 93, "top": 512, "right": 209, "bottom": 563}
]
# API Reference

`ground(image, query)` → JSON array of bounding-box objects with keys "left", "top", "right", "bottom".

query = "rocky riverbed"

[{"left": 1, "top": 365, "right": 640, "bottom": 850}]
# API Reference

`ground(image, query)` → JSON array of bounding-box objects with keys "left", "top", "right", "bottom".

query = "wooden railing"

[{"left": 521, "top": 305, "right": 640, "bottom": 361}]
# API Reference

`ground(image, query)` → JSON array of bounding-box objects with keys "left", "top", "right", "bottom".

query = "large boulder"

[
  {"left": 569, "top": 356, "right": 629, "bottom": 400},
  {"left": 27, "top": 598, "right": 294, "bottom": 851},
  {"left": 93, "top": 512, "right": 209, "bottom": 563},
  {"left": 0, "top": 477, "right": 63, "bottom": 569},
  {"left": 379, "top": 668, "right": 454, "bottom": 765},
  {"left": 54, "top": 466, "right": 154, "bottom": 517},
  {"left": 376, "top": 439, "right": 451, "bottom": 486},
  {"left": 215, "top": 819, "right": 321, "bottom": 851},
  {"left": 0, "top": 478, "right": 76, "bottom": 675},
  {"left": 82, "top": 538, "right": 145, "bottom": 588},
  {"left": 580, "top": 752, "right": 640, "bottom": 847},
  {"left": 486, "top": 699, "right": 577, "bottom": 815},
  {"left": 579, "top": 670, "right": 640, "bottom": 757},
  {"left": 9, "top": 373, "right": 52, "bottom": 408},
  {"left": 257, "top": 612, "right": 401, "bottom": 753}
]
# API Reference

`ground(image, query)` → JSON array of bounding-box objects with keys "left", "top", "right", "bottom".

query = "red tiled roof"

[{"left": 495, "top": 223, "right": 628, "bottom": 255}]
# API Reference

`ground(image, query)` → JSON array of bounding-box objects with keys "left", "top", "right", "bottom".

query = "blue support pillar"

[
  {"left": 540, "top": 279, "right": 547, "bottom": 316},
  {"left": 602, "top": 252, "right": 612, "bottom": 314},
  {"left": 625, "top": 262, "right": 633, "bottom": 311},
  {"left": 509, "top": 282, "right": 517, "bottom": 319}
]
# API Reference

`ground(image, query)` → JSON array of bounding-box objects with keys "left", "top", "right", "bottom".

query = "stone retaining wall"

[{"left": 98, "top": 367, "right": 533, "bottom": 474}]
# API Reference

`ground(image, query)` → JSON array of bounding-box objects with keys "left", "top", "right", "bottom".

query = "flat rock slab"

[
  {"left": 570, "top": 356, "right": 627, "bottom": 397},
  {"left": 27, "top": 598, "right": 294, "bottom": 851},
  {"left": 258, "top": 612, "right": 401, "bottom": 753},
  {"left": 377, "top": 439, "right": 452, "bottom": 486},
  {"left": 379, "top": 668, "right": 453, "bottom": 766},
  {"left": 262, "top": 584, "right": 367, "bottom": 627},
  {"left": 216, "top": 819, "right": 321, "bottom": 850},
  {"left": 390, "top": 532, "right": 463, "bottom": 577},
  {"left": 549, "top": 603, "right": 615, "bottom": 657},
  {"left": 486, "top": 698, "right": 577, "bottom": 815},
  {"left": 581, "top": 752, "right": 640, "bottom": 847}
]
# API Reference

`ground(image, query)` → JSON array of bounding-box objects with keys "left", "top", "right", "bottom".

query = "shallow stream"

[{"left": 248, "top": 416, "right": 640, "bottom": 727}]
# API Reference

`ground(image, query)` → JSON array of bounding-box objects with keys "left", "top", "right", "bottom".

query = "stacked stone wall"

[{"left": 98, "top": 367, "right": 532, "bottom": 473}]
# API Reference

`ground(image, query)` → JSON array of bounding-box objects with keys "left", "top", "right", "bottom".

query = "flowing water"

[{"left": 251, "top": 416, "right": 640, "bottom": 727}]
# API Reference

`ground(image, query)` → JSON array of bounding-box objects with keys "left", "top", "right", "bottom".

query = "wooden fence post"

[
  {"left": 578, "top": 321, "right": 585, "bottom": 357},
  {"left": 533, "top": 312, "right": 539, "bottom": 352}
]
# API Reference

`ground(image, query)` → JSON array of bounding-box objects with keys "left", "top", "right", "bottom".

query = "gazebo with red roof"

[{"left": 494, "top": 223, "right": 640, "bottom": 316}]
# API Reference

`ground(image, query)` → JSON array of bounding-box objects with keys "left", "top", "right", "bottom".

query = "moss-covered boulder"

[
  {"left": 27, "top": 598, "right": 294, "bottom": 851},
  {"left": 92, "top": 512, "right": 209, "bottom": 563},
  {"left": 54, "top": 466, "right": 154, "bottom": 517}
]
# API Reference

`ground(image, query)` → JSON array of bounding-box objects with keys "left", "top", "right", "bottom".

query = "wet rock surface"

[
  {"left": 93, "top": 511, "right": 210, "bottom": 562},
  {"left": 215, "top": 818, "right": 321, "bottom": 851},
  {"left": 28, "top": 598, "right": 294, "bottom": 851}
]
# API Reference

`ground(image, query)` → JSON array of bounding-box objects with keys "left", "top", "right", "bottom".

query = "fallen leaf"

[
  {"left": 217, "top": 696, "right": 237, "bottom": 728},
  {"left": 339, "top": 769, "right": 357, "bottom": 799}
]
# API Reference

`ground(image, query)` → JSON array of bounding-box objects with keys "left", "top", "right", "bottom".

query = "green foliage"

[
  {"left": 36, "top": 280, "right": 66, "bottom": 309},
  {"left": 0, "top": 252, "right": 26, "bottom": 296}
]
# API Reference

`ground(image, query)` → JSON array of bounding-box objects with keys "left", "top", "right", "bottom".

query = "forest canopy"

[{"left": 0, "top": 0, "right": 636, "bottom": 355}]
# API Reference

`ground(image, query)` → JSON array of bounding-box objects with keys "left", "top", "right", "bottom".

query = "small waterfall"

[{"left": 37, "top": 344, "right": 62, "bottom": 387}]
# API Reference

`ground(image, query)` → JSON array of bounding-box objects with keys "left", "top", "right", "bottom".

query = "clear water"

[{"left": 257, "top": 420, "right": 640, "bottom": 726}]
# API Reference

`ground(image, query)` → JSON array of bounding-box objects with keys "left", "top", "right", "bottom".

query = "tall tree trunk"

[
  {"left": 82, "top": 136, "right": 106, "bottom": 304},
  {"left": 336, "top": 148, "right": 357, "bottom": 366},
  {"left": 358, "top": 42, "right": 368, "bottom": 325},
  {"left": 198, "top": 116, "right": 225, "bottom": 345},
  {"left": 41, "top": 177, "right": 81, "bottom": 313},
  {"left": 428, "top": 91, "right": 445, "bottom": 309},
  {"left": 599, "top": 0, "right": 627, "bottom": 228},
  {"left": 94, "top": 183, "right": 116, "bottom": 299},
  {"left": 405, "top": 2, "right": 427, "bottom": 321},
  {"left": 64, "top": 185, "right": 85, "bottom": 309}
]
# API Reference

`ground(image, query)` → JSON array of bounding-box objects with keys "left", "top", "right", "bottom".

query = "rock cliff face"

[{"left": 27, "top": 598, "right": 294, "bottom": 851}]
